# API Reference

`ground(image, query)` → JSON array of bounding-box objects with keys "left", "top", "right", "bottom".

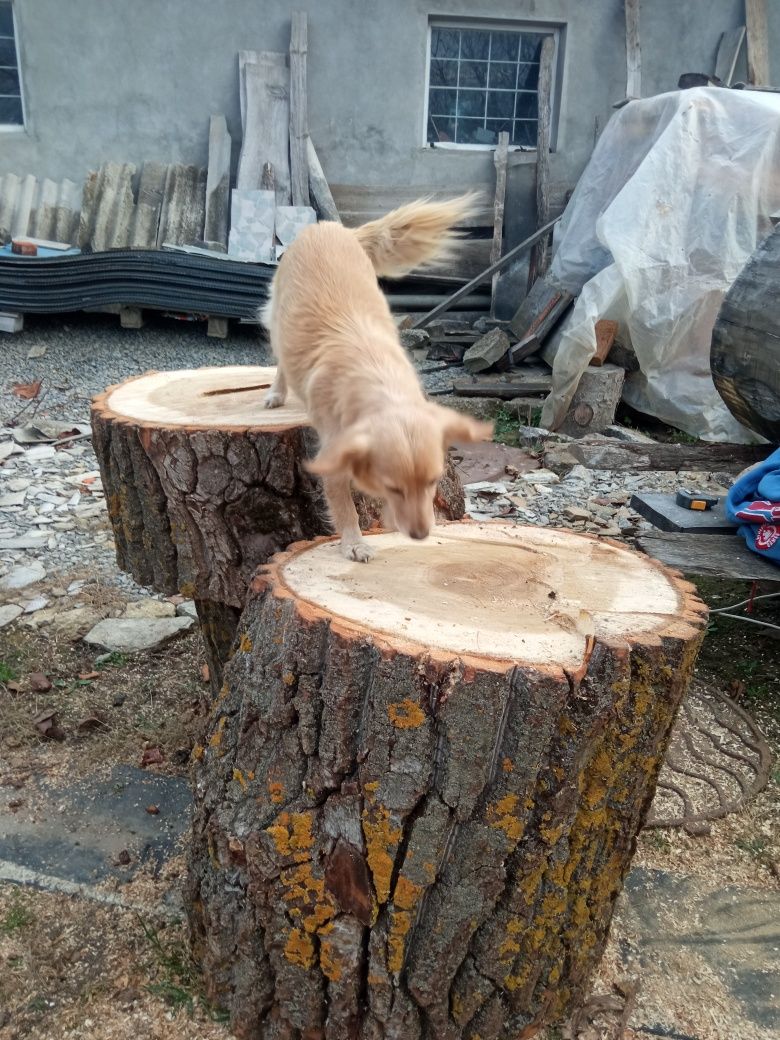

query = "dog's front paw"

[
  {"left": 264, "top": 391, "right": 285, "bottom": 409},
  {"left": 341, "top": 538, "right": 374, "bottom": 563}
]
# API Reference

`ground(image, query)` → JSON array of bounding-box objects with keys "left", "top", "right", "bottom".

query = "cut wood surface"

[
  {"left": 188, "top": 522, "right": 707, "bottom": 1039},
  {"left": 91, "top": 366, "right": 465, "bottom": 689}
]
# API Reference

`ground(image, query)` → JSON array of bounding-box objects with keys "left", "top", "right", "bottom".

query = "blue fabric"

[{"left": 726, "top": 446, "right": 780, "bottom": 563}]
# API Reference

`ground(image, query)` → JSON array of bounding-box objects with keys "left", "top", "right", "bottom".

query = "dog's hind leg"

[
  {"left": 264, "top": 365, "right": 288, "bottom": 409},
  {"left": 322, "top": 474, "right": 374, "bottom": 562}
]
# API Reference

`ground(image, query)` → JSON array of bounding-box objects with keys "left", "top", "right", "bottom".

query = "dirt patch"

[
  {"left": 0, "top": 624, "right": 207, "bottom": 786},
  {"left": 0, "top": 874, "right": 231, "bottom": 1040}
]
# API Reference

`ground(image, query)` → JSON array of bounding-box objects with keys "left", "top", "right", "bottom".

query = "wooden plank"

[
  {"left": 330, "top": 183, "right": 493, "bottom": 229},
  {"left": 544, "top": 439, "right": 770, "bottom": 473},
  {"left": 410, "top": 217, "right": 560, "bottom": 329},
  {"left": 590, "top": 319, "right": 619, "bottom": 367},
  {"left": 289, "top": 11, "right": 310, "bottom": 207},
  {"left": 625, "top": 0, "right": 642, "bottom": 98},
  {"left": 490, "top": 131, "right": 509, "bottom": 309},
  {"left": 638, "top": 532, "right": 780, "bottom": 582},
  {"left": 508, "top": 278, "right": 574, "bottom": 342},
  {"left": 261, "top": 162, "right": 275, "bottom": 192},
  {"left": 745, "top": 0, "right": 770, "bottom": 86},
  {"left": 204, "top": 115, "right": 232, "bottom": 251},
  {"left": 527, "top": 36, "right": 556, "bottom": 289},
  {"left": 454, "top": 370, "right": 552, "bottom": 399},
  {"left": 130, "top": 162, "right": 166, "bottom": 248},
  {"left": 715, "top": 25, "right": 746, "bottom": 85},
  {"left": 630, "top": 492, "right": 734, "bottom": 534},
  {"left": 237, "top": 51, "right": 291, "bottom": 204},
  {"left": 307, "top": 136, "right": 341, "bottom": 222}
]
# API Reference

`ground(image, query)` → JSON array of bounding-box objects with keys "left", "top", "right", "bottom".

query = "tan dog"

[{"left": 261, "top": 195, "right": 493, "bottom": 562}]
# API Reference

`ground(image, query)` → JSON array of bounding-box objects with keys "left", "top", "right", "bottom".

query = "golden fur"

[{"left": 262, "top": 195, "right": 492, "bottom": 562}]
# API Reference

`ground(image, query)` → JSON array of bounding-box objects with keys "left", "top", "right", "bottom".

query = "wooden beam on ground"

[
  {"left": 204, "top": 115, "right": 232, "bottom": 251},
  {"left": 454, "top": 369, "right": 552, "bottom": 399},
  {"left": 306, "top": 136, "right": 341, "bottom": 222},
  {"left": 544, "top": 438, "right": 770, "bottom": 473},
  {"left": 410, "top": 216, "right": 560, "bottom": 329},
  {"left": 638, "top": 532, "right": 780, "bottom": 582},
  {"left": 746, "top": 0, "right": 770, "bottom": 86},
  {"left": 490, "top": 131, "right": 509, "bottom": 311},
  {"left": 289, "top": 11, "right": 310, "bottom": 207},
  {"left": 715, "top": 25, "right": 747, "bottom": 85},
  {"left": 625, "top": 0, "right": 642, "bottom": 98},
  {"left": 527, "top": 36, "right": 556, "bottom": 290}
]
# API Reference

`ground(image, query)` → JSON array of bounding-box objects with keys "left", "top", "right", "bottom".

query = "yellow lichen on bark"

[
  {"left": 387, "top": 698, "right": 426, "bottom": 729},
  {"left": 362, "top": 803, "right": 402, "bottom": 905},
  {"left": 266, "top": 810, "right": 316, "bottom": 863},
  {"left": 284, "top": 928, "right": 315, "bottom": 969},
  {"left": 486, "top": 792, "right": 524, "bottom": 844}
]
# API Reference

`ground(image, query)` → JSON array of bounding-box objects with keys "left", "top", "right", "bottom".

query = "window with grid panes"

[
  {"left": 0, "top": 1, "right": 22, "bottom": 125},
  {"left": 427, "top": 24, "right": 555, "bottom": 148}
]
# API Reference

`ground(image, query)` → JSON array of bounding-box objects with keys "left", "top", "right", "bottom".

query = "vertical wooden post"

[
  {"left": 625, "top": 0, "right": 642, "bottom": 99},
  {"left": 745, "top": 0, "right": 770, "bottom": 86},
  {"left": 490, "top": 131, "right": 509, "bottom": 314},
  {"left": 527, "top": 36, "right": 555, "bottom": 291},
  {"left": 289, "top": 11, "right": 310, "bottom": 207}
]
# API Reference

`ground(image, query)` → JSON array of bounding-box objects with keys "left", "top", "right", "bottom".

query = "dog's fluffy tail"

[{"left": 353, "top": 193, "right": 481, "bottom": 279}]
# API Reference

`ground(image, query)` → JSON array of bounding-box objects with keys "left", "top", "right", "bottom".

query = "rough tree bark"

[
  {"left": 187, "top": 523, "right": 707, "bottom": 1039},
  {"left": 91, "top": 366, "right": 465, "bottom": 690}
]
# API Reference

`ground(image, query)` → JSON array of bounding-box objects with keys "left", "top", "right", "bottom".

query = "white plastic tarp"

[{"left": 541, "top": 88, "right": 780, "bottom": 443}]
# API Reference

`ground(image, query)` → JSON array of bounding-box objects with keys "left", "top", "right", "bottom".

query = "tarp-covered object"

[{"left": 542, "top": 88, "right": 780, "bottom": 442}]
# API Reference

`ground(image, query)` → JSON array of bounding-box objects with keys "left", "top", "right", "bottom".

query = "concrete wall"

[{"left": 1, "top": 0, "right": 772, "bottom": 230}]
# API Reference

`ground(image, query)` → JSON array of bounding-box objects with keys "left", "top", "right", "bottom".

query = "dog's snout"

[{"left": 409, "top": 528, "right": 429, "bottom": 541}]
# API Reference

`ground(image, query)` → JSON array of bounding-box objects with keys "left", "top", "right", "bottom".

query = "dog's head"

[{"left": 307, "top": 404, "right": 493, "bottom": 541}]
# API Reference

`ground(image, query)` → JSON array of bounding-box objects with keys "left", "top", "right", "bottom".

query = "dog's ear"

[
  {"left": 434, "top": 406, "right": 494, "bottom": 446},
  {"left": 306, "top": 429, "right": 372, "bottom": 477}
]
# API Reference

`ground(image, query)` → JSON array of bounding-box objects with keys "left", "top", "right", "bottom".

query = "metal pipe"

[{"left": 410, "top": 216, "right": 561, "bottom": 329}]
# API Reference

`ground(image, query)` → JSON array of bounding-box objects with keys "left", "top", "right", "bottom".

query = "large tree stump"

[
  {"left": 187, "top": 522, "right": 707, "bottom": 1040},
  {"left": 90, "top": 366, "right": 465, "bottom": 689}
]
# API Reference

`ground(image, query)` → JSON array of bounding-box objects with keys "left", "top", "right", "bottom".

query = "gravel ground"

[{"left": 0, "top": 314, "right": 273, "bottom": 425}]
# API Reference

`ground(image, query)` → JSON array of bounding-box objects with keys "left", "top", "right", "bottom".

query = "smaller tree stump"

[
  {"left": 91, "top": 366, "right": 465, "bottom": 689},
  {"left": 187, "top": 523, "right": 707, "bottom": 1040}
]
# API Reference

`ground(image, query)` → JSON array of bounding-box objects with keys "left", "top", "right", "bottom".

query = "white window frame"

[
  {"left": 0, "top": 0, "right": 25, "bottom": 131},
  {"left": 423, "top": 18, "right": 563, "bottom": 152}
]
